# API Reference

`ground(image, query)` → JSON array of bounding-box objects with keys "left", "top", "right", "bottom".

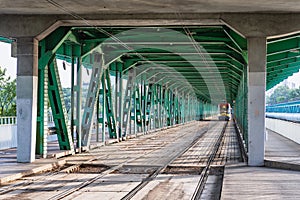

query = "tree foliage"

[
  {"left": 267, "top": 85, "right": 300, "bottom": 105},
  {"left": 0, "top": 67, "right": 16, "bottom": 116},
  {"left": 62, "top": 87, "right": 71, "bottom": 113}
]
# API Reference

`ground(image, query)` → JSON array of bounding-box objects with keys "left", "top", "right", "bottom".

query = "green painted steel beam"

[
  {"left": 267, "top": 57, "right": 300, "bottom": 68},
  {"left": 102, "top": 69, "right": 117, "bottom": 138},
  {"left": 39, "top": 25, "right": 250, "bottom": 116},
  {"left": 267, "top": 51, "right": 300, "bottom": 63},
  {"left": 267, "top": 61, "right": 300, "bottom": 73},
  {"left": 223, "top": 27, "right": 247, "bottom": 52},
  {"left": 0, "top": 37, "right": 13, "bottom": 43},
  {"left": 37, "top": 27, "right": 74, "bottom": 155},
  {"left": 267, "top": 36, "right": 300, "bottom": 55},
  {"left": 48, "top": 59, "right": 74, "bottom": 151},
  {"left": 268, "top": 68, "right": 300, "bottom": 79}
]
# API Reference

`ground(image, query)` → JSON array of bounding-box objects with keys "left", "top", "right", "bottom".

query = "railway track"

[
  {"left": 191, "top": 121, "right": 227, "bottom": 199},
  {"left": 0, "top": 120, "right": 243, "bottom": 200}
]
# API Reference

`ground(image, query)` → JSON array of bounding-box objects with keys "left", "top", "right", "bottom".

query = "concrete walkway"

[
  {"left": 1, "top": 122, "right": 300, "bottom": 199},
  {"left": 221, "top": 128, "right": 300, "bottom": 199}
]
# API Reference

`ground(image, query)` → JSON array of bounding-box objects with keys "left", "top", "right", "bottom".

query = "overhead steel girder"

[
  {"left": 268, "top": 68, "right": 300, "bottom": 79},
  {"left": 127, "top": 56, "right": 244, "bottom": 69},
  {"left": 223, "top": 27, "right": 247, "bottom": 52},
  {"left": 73, "top": 26, "right": 226, "bottom": 42},
  {"left": 268, "top": 70, "right": 299, "bottom": 84},
  {"left": 39, "top": 27, "right": 73, "bottom": 69},
  {"left": 124, "top": 53, "right": 231, "bottom": 62},
  {"left": 267, "top": 51, "right": 300, "bottom": 63},
  {"left": 127, "top": 62, "right": 208, "bottom": 90},
  {"left": 111, "top": 45, "right": 243, "bottom": 56},
  {"left": 137, "top": 50, "right": 246, "bottom": 66},
  {"left": 266, "top": 34, "right": 300, "bottom": 90},
  {"left": 267, "top": 36, "right": 300, "bottom": 55},
  {"left": 153, "top": 78, "right": 205, "bottom": 99},
  {"left": 267, "top": 57, "right": 300, "bottom": 68},
  {"left": 79, "top": 30, "right": 230, "bottom": 42},
  {"left": 150, "top": 75, "right": 193, "bottom": 90},
  {"left": 145, "top": 75, "right": 205, "bottom": 91},
  {"left": 53, "top": 26, "right": 247, "bottom": 105},
  {"left": 267, "top": 62, "right": 300, "bottom": 73}
]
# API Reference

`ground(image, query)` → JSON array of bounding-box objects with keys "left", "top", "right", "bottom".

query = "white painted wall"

[
  {"left": 0, "top": 124, "right": 57, "bottom": 150},
  {"left": 0, "top": 124, "right": 17, "bottom": 150},
  {"left": 266, "top": 118, "right": 300, "bottom": 144}
]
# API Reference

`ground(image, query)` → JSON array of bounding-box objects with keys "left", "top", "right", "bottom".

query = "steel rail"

[
  {"left": 120, "top": 123, "right": 214, "bottom": 200},
  {"left": 191, "top": 121, "right": 228, "bottom": 200},
  {"left": 48, "top": 122, "right": 207, "bottom": 200}
]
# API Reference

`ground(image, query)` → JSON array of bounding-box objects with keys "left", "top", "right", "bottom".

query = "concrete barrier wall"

[
  {"left": 266, "top": 118, "right": 300, "bottom": 145},
  {"left": 0, "top": 125, "right": 17, "bottom": 150}
]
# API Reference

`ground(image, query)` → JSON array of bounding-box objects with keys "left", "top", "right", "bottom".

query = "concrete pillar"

[
  {"left": 16, "top": 37, "right": 38, "bottom": 163},
  {"left": 247, "top": 37, "right": 266, "bottom": 166}
]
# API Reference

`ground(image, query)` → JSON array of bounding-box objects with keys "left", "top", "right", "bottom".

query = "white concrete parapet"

[
  {"left": 266, "top": 118, "right": 300, "bottom": 145},
  {"left": 0, "top": 124, "right": 17, "bottom": 150}
]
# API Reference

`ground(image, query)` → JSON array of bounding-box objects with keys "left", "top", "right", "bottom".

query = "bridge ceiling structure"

[
  {"left": 46, "top": 26, "right": 300, "bottom": 103},
  {"left": 267, "top": 34, "right": 300, "bottom": 90},
  {"left": 50, "top": 25, "right": 247, "bottom": 104}
]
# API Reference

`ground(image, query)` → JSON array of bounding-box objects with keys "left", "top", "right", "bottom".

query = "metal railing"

[
  {"left": 0, "top": 114, "right": 54, "bottom": 126},
  {"left": 0, "top": 116, "right": 17, "bottom": 125},
  {"left": 266, "top": 100, "right": 300, "bottom": 113}
]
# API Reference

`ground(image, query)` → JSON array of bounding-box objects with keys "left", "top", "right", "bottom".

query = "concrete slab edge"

[
  {"left": 265, "top": 159, "right": 300, "bottom": 171},
  {"left": 0, "top": 159, "right": 66, "bottom": 185}
]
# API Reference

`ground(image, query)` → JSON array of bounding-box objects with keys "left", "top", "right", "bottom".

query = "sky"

[
  {"left": 0, "top": 42, "right": 16, "bottom": 78},
  {"left": 0, "top": 41, "right": 299, "bottom": 93},
  {"left": 0, "top": 42, "right": 90, "bottom": 88}
]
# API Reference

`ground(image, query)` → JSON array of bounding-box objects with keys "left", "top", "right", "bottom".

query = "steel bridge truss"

[{"left": 34, "top": 25, "right": 300, "bottom": 156}]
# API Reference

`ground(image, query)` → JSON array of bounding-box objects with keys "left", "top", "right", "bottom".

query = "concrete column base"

[
  {"left": 17, "top": 76, "right": 38, "bottom": 162},
  {"left": 247, "top": 37, "right": 266, "bottom": 166},
  {"left": 16, "top": 37, "right": 38, "bottom": 163}
]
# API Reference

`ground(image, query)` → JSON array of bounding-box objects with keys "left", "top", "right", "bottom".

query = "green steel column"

[
  {"left": 48, "top": 58, "right": 74, "bottom": 152},
  {"left": 187, "top": 94, "right": 190, "bottom": 122},
  {"left": 141, "top": 79, "right": 146, "bottom": 133},
  {"left": 171, "top": 91, "right": 174, "bottom": 125},
  {"left": 36, "top": 61, "right": 48, "bottom": 157},
  {"left": 165, "top": 89, "right": 170, "bottom": 126},
  {"left": 122, "top": 68, "right": 135, "bottom": 137},
  {"left": 96, "top": 94, "right": 99, "bottom": 142},
  {"left": 164, "top": 87, "right": 170, "bottom": 126},
  {"left": 161, "top": 87, "right": 165, "bottom": 127},
  {"left": 151, "top": 84, "right": 155, "bottom": 130},
  {"left": 102, "top": 78, "right": 106, "bottom": 143},
  {"left": 133, "top": 82, "right": 137, "bottom": 135},
  {"left": 103, "top": 69, "right": 117, "bottom": 139},
  {"left": 243, "top": 65, "right": 248, "bottom": 150},
  {"left": 116, "top": 62, "right": 123, "bottom": 139},
  {"left": 145, "top": 83, "right": 154, "bottom": 131},
  {"left": 36, "top": 28, "right": 73, "bottom": 156},
  {"left": 134, "top": 82, "right": 142, "bottom": 132},
  {"left": 98, "top": 71, "right": 107, "bottom": 142},
  {"left": 158, "top": 85, "right": 162, "bottom": 128},
  {"left": 181, "top": 93, "right": 185, "bottom": 123}
]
